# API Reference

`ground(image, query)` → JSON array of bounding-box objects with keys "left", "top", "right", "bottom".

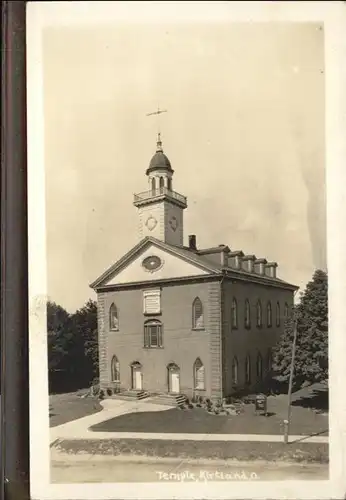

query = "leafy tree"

[
  {"left": 47, "top": 301, "right": 72, "bottom": 371},
  {"left": 70, "top": 299, "right": 98, "bottom": 382},
  {"left": 47, "top": 299, "right": 98, "bottom": 392},
  {"left": 272, "top": 269, "right": 328, "bottom": 389}
]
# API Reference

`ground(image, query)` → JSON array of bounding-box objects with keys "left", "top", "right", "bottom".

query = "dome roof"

[
  {"left": 146, "top": 151, "right": 172, "bottom": 174},
  {"left": 146, "top": 133, "right": 173, "bottom": 175}
]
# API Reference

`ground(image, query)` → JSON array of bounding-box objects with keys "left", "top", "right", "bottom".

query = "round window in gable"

[{"left": 142, "top": 255, "right": 162, "bottom": 272}]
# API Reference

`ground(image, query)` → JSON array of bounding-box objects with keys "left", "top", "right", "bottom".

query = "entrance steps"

[
  {"left": 148, "top": 393, "right": 187, "bottom": 407},
  {"left": 111, "top": 389, "right": 150, "bottom": 401}
]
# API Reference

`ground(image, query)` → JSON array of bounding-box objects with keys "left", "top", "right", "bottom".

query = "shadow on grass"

[{"left": 292, "top": 388, "right": 329, "bottom": 413}]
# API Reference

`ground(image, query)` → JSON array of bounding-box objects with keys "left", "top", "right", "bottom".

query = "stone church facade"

[{"left": 90, "top": 134, "right": 297, "bottom": 401}]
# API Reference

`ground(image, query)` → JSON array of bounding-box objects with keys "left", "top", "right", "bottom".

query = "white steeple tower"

[{"left": 133, "top": 133, "right": 187, "bottom": 246}]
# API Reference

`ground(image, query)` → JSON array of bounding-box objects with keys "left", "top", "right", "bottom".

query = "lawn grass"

[
  {"left": 90, "top": 404, "right": 328, "bottom": 437},
  {"left": 49, "top": 392, "right": 103, "bottom": 427},
  {"left": 53, "top": 438, "right": 329, "bottom": 464}
]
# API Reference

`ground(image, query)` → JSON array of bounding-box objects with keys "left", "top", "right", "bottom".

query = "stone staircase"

[
  {"left": 111, "top": 389, "right": 150, "bottom": 401},
  {"left": 148, "top": 393, "right": 187, "bottom": 407}
]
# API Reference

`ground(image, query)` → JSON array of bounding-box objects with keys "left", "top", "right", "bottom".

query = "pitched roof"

[
  {"left": 90, "top": 236, "right": 298, "bottom": 291},
  {"left": 89, "top": 236, "right": 220, "bottom": 289}
]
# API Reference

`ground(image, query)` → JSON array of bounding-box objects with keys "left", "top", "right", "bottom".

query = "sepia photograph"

[{"left": 26, "top": 2, "right": 346, "bottom": 499}]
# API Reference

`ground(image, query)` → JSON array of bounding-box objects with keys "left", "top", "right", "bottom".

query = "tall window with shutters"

[
  {"left": 193, "top": 358, "right": 205, "bottom": 390},
  {"left": 256, "top": 300, "right": 262, "bottom": 328},
  {"left": 109, "top": 303, "right": 119, "bottom": 331},
  {"left": 111, "top": 355, "right": 120, "bottom": 382},
  {"left": 244, "top": 299, "right": 251, "bottom": 329},
  {"left": 267, "top": 301, "right": 272, "bottom": 327},
  {"left": 256, "top": 352, "right": 263, "bottom": 380},
  {"left": 267, "top": 348, "right": 273, "bottom": 372},
  {"left": 144, "top": 319, "right": 163, "bottom": 348},
  {"left": 284, "top": 302, "right": 289, "bottom": 320},
  {"left": 232, "top": 357, "right": 238, "bottom": 385},
  {"left": 276, "top": 302, "right": 280, "bottom": 327},
  {"left": 231, "top": 298, "right": 238, "bottom": 329},
  {"left": 192, "top": 297, "right": 204, "bottom": 330},
  {"left": 245, "top": 354, "right": 251, "bottom": 385}
]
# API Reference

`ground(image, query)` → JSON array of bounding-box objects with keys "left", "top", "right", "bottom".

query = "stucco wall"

[
  {"left": 98, "top": 279, "right": 222, "bottom": 398},
  {"left": 221, "top": 278, "right": 294, "bottom": 396}
]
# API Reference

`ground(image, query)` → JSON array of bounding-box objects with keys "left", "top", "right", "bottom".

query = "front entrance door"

[
  {"left": 132, "top": 364, "right": 143, "bottom": 390},
  {"left": 171, "top": 372, "right": 180, "bottom": 393},
  {"left": 168, "top": 364, "right": 180, "bottom": 394}
]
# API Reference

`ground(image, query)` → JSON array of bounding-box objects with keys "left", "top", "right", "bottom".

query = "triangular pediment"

[{"left": 90, "top": 237, "right": 219, "bottom": 289}]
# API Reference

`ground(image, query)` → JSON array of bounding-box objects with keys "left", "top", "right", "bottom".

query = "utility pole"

[{"left": 284, "top": 299, "right": 298, "bottom": 444}]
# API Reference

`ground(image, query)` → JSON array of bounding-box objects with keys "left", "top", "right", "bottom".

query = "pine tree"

[{"left": 273, "top": 269, "right": 328, "bottom": 388}]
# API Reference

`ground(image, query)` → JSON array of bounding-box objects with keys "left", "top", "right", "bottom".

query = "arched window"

[
  {"left": 245, "top": 354, "right": 251, "bottom": 384},
  {"left": 111, "top": 355, "right": 120, "bottom": 382},
  {"left": 151, "top": 177, "right": 156, "bottom": 194},
  {"left": 232, "top": 357, "right": 238, "bottom": 385},
  {"left": 109, "top": 303, "right": 119, "bottom": 331},
  {"left": 267, "top": 301, "right": 272, "bottom": 327},
  {"left": 284, "top": 302, "right": 289, "bottom": 319},
  {"left": 159, "top": 176, "right": 164, "bottom": 192},
  {"left": 276, "top": 302, "right": 280, "bottom": 327},
  {"left": 267, "top": 348, "right": 273, "bottom": 372},
  {"left": 167, "top": 177, "right": 172, "bottom": 191},
  {"left": 256, "top": 352, "right": 263, "bottom": 380},
  {"left": 194, "top": 358, "right": 205, "bottom": 390},
  {"left": 244, "top": 299, "right": 251, "bottom": 329},
  {"left": 256, "top": 300, "right": 262, "bottom": 327},
  {"left": 192, "top": 297, "right": 204, "bottom": 329},
  {"left": 231, "top": 298, "right": 238, "bottom": 329},
  {"left": 144, "top": 319, "right": 163, "bottom": 348}
]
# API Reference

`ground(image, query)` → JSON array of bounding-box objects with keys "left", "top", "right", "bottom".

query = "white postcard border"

[{"left": 27, "top": 1, "right": 346, "bottom": 499}]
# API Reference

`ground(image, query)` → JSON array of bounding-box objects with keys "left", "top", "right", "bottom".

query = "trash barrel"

[{"left": 255, "top": 393, "right": 268, "bottom": 416}]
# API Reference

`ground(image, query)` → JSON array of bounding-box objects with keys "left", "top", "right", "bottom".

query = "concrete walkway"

[
  {"left": 50, "top": 397, "right": 173, "bottom": 443},
  {"left": 50, "top": 398, "right": 329, "bottom": 445}
]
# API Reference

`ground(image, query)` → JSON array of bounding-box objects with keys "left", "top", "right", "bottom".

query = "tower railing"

[{"left": 133, "top": 187, "right": 187, "bottom": 205}]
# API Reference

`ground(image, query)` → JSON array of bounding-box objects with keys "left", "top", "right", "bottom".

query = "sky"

[{"left": 42, "top": 21, "right": 325, "bottom": 313}]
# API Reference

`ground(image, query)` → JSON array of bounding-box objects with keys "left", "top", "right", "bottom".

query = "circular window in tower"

[{"left": 142, "top": 255, "right": 163, "bottom": 272}]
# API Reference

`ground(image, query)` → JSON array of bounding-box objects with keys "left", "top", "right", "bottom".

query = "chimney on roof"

[
  {"left": 219, "top": 246, "right": 230, "bottom": 267},
  {"left": 188, "top": 234, "right": 197, "bottom": 251}
]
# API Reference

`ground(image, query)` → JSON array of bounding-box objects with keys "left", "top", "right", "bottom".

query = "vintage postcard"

[{"left": 27, "top": 1, "right": 346, "bottom": 499}]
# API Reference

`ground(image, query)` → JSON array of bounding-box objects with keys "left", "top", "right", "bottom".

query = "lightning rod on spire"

[{"left": 146, "top": 106, "right": 167, "bottom": 149}]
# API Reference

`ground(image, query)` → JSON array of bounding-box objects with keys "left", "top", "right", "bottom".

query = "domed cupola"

[
  {"left": 133, "top": 131, "right": 187, "bottom": 246},
  {"left": 146, "top": 133, "right": 174, "bottom": 175}
]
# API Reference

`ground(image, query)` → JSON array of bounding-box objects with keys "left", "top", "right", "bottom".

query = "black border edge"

[{"left": 1, "top": 2, "right": 30, "bottom": 499}]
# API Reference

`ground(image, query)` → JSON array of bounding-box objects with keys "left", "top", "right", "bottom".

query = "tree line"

[
  {"left": 47, "top": 269, "right": 328, "bottom": 394},
  {"left": 47, "top": 299, "right": 98, "bottom": 393}
]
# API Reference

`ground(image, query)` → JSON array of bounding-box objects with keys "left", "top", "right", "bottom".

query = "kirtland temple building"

[{"left": 91, "top": 134, "right": 298, "bottom": 403}]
